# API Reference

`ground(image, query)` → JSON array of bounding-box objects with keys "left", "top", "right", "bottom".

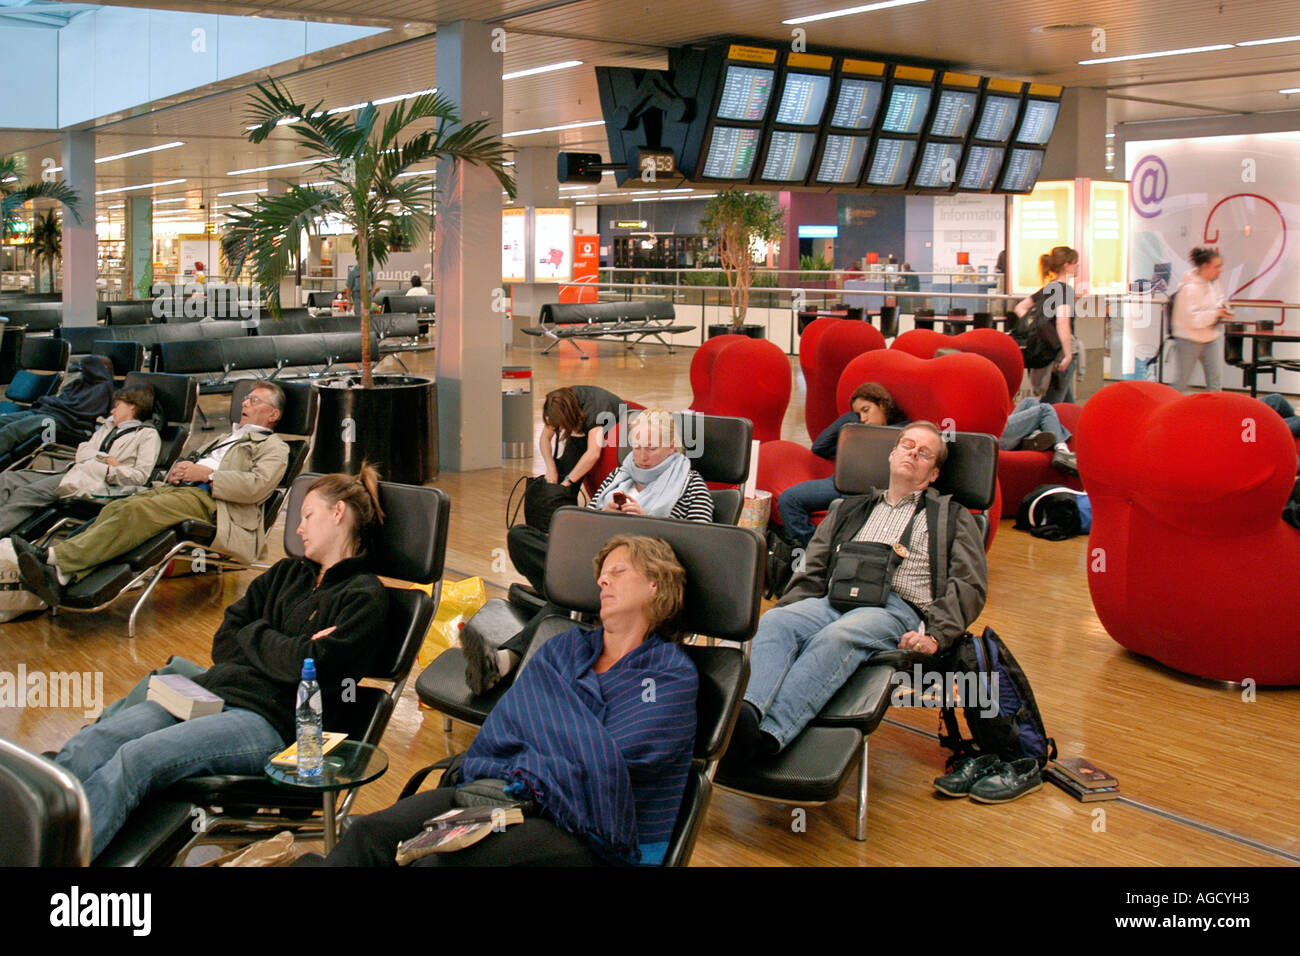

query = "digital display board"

[
  {"left": 1016, "top": 99, "right": 1060, "bottom": 145},
  {"left": 881, "top": 84, "right": 931, "bottom": 134},
  {"left": 958, "top": 145, "right": 1004, "bottom": 191},
  {"left": 974, "top": 94, "right": 1020, "bottom": 143},
  {"left": 866, "top": 137, "right": 917, "bottom": 186},
  {"left": 830, "top": 77, "right": 884, "bottom": 129},
  {"left": 775, "top": 72, "right": 831, "bottom": 125},
  {"left": 761, "top": 130, "right": 817, "bottom": 181},
  {"left": 716, "top": 65, "right": 775, "bottom": 121},
  {"left": 815, "top": 134, "right": 870, "bottom": 184},
  {"left": 928, "top": 89, "right": 977, "bottom": 138},
  {"left": 1000, "top": 147, "right": 1045, "bottom": 193},
  {"left": 702, "top": 126, "right": 760, "bottom": 179},
  {"left": 913, "top": 141, "right": 963, "bottom": 189}
]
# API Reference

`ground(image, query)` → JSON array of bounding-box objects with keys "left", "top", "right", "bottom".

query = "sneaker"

[
  {"left": 1051, "top": 447, "right": 1079, "bottom": 476},
  {"left": 1020, "top": 430, "right": 1057, "bottom": 452},
  {"left": 933, "top": 753, "right": 1003, "bottom": 797},
  {"left": 969, "top": 757, "right": 1044, "bottom": 804},
  {"left": 461, "top": 624, "right": 501, "bottom": 697}
]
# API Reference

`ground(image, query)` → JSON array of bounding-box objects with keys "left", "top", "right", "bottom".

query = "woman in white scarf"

[{"left": 592, "top": 410, "right": 695, "bottom": 517}]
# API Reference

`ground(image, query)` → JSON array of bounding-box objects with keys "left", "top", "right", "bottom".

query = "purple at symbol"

[{"left": 1131, "top": 154, "right": 1168, "bottom": 219}]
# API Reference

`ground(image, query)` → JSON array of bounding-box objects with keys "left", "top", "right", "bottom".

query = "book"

[
  {"left": 394, "top": 806, "right": 526, "bottom": 865},
  {"left": 1051, "top": 756, "right": 1118, "bottom": 789},
  {"left": 146, "top": 674, "right": 223, "bottom": 720},
  {"left": 269, "top": 731, "right": 349, "bottom": 768},
  {"left": 1044, "top": 767, "right": 1120, "bottom": 803}
]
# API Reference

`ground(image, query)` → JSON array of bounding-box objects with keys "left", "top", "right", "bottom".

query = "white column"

[
  {"left": 435, "top": 20, "right": 504, "bottom": 472},
  {"left": 265, "top": 178, "right": 300, "bottom": 308},
  {"left": 60, "top": 131, "right": 96, "bottom": 327},
  {"left": 124, "top": 196, "right": 152, "bottom": 300}
]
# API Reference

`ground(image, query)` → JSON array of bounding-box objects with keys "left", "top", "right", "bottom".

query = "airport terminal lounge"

[{"left": 0, "top": 0, "right": 1295, "bottom": 914}]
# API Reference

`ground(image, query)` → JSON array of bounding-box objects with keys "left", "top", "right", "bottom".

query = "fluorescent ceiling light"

[
  {"left": 153, "top": 197, "right": 188, "bottom": 205},
  {"left": 1079, "top": 44, "right": 1233, "bottom": 65},
  {"left": 226, "top": 158, "right": 320, "bottom": 175},
  {"left": 1280, "top": 87, "right": 1300, "bottom": 94},
  {"left": 503, "top": 120, "right": 604, "bottom": 138},
  {"left": 96, "top": 142, "right": 184, "bottom": 164},
  {"left": 503, "top": 60, "right": 582, "bottom": 80},
  {"left": 1237, "top": 35, "right": 1300, "bottom": 47},
  {"left": 784, "top": 0, "right": 926, "bottom": 26},
  {"left": 95, "top": 178, "right": 186, "bottom": 196},
  {"left": 107, "top": 203, "right": 124, "bottom": 209},
  {"left": 217, "top": 188, "right": 267, "bottom": 197}
]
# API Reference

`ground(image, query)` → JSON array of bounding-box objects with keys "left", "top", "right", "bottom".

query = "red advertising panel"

[{"left": 560, "top": 234, "right": 600, "bottom": 303}]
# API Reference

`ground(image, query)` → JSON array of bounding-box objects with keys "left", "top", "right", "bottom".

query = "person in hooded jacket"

[{"left": 0, "top": 354, "right": 116, "bottom": 460}]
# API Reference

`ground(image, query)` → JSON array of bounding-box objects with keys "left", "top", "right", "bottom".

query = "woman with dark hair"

[
  {"left": 1171, "top": 246, "right": 1232, "bottom": 393},
  {"left": 539, "top": 384, "right": 623, "bottom": 492},
  {"left": 1015, "top": 246, "right": 1079, "bottom": 401},
  {"left": 776, "top": 383, "right": 907, "bottom": 546},
  {"left": 52, "top": 466, "right": 389, "bottom": 860},
  {"left": 304, "top": 534, "right": 698, "bottom": 868}
]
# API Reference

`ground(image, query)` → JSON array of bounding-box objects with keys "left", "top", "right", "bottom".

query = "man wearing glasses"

[
  {"left": 17, "top": 383, "right": 289, "bottom": 606},
  {"left": 729, "top": 421, "right": 988, "bottom": 760}
]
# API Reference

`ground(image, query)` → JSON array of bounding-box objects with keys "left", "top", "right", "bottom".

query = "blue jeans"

[
  {"left": 777, "top": 477, "right": 839, "bottom": 546},
  {"left": 1262, "top": 393, "right": 1300, "bottom": 438},
  {"left": 55, "top": 700, "right": 284, "bottom": 859},
  {"left": 744, "top": 593, "right": 922, "bottom": 750},
  {"left": 999, "top": 397, "right": 1072, "bottom": 451}
]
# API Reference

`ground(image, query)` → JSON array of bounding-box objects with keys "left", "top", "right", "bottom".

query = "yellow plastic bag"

[{"left": 414, "top": 576, "right": 487, "bottom": 667}]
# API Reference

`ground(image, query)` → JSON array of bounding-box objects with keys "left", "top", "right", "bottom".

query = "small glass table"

[{"left": 264, "top": 740, "right": 388, "bottom": 853}]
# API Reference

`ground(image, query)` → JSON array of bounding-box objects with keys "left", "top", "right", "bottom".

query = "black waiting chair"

[
  {"left": 20, "top": 336, "right": 71, "bottom": 375},
  {"left": 92, "top": 340, "right": 147, "bottom": 383},
  {"left": 0, "top": 736, "right": 92, "bottom": 866},
  {"left": 943, "top": 307, "right": 968, "bottom": 336},
  {"left": 972, "top": 312, "right": 994, "bottom": 330},
  {"left": 0, "top": 368, "right": 61, "bottom": 417},
  {"left": 712, "top": 423, "right": 998, "bottom": 840},
  {"left": 913, "top": 308, "right": 936, "bottom": 331},
  {"left": 1223, "top": 322, "right": 1246, "bottom": 368},
  {"left": 93, "top": 474, "right": 450, "bottom": 866},
  {"left": 876, "top": 305, "right": 900, "bottom": 339},
  {"left": 411, "top": 506, "right": 763, "bottom": 867}
]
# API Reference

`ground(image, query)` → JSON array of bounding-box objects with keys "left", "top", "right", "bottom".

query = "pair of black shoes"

[
  {"left": 725, "top": 702, "right": 781, "bottom": 765},
  {"left": 933, "top": 753, "right": 1043, "bottom": 803},
  {"left": 12, "top": 534, "right": 63, "bottom": 607}
]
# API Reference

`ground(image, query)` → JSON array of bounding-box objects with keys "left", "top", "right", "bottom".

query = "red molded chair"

[
  {"left": 798, "top": 317, "right": 839, "bottom": 396},
  {"left": 890, "top": 327, "right": 1024, "bottom": 399},
  {"left": 805, "top": 321, "right": 887, "bottom": 442},
  {"left": 1077, "top": 381, "right": 1300, "bottom": 685},
  {"left": 689, "top": 336, "right": 791, "bottom": 443}
]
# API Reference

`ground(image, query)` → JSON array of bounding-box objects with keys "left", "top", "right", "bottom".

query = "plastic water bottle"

[{"left": 295, "top": 658, "right": 323, "bottom": 778}]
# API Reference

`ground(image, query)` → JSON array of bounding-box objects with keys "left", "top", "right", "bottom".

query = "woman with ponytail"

[
  {"left": 1171, "top": 246, "right": 1232, "bottom": 393},
  {"left": 1014, "top": 245, "right": 1079, "bottom": 400},
  {"left": 51, "top": 466, "right": 390, "bottom": 861}
]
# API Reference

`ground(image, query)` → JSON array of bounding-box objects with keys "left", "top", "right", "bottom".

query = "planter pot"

[
  {"left": 706, "top": 324, "right": 766, "bottom": 340},
  {"left": 308, "top": 374, "right": 437, "bottom": 484}
]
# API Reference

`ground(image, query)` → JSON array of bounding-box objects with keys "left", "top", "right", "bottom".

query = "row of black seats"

[{"left": 154, "top": 332, "right": 381, "bottom": 384}]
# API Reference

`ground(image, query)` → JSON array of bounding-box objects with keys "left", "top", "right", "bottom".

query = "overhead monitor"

[
  {"left": 866, "top": 137, "right": 917, "bottom": 187},
  {"left": 913, "top": 141, "right": 963, "bottom": 189},
  {"left": 701, "top": 125, "right": 760, "bottom": 179},
  {"left": 928, "top": 88, "right": 977, "bottom": 139},
  {"left": 1016, "top": 98, "right": 1060, "bottom": 146},
  {"left": 958, "top": 145, "right": 1005, "bottom": 192},
  {"left": 716, "top": 63, "right": 776, "bottom": 121},
  {"left": 815, "top": 134, "right": 870, "bottom": 184},
  {"left": 830, "top": 76, "right": 885, "bottom": 130},
  {"left": 881, "top": 84, "right": 931, "bottom": 134},
  {"left": 1000, "top": 147, "right": 1045, "bottom": 193},
  {"left": 775, "top": 72, "right": 832, "bottom": 125},
  {"left": 760, "top": 129, "right": 818, "bottom": 181}
]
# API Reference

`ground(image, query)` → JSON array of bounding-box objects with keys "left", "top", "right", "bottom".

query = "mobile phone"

[{"left": 612, "top": 491, "right": 628, "bottom": 506}]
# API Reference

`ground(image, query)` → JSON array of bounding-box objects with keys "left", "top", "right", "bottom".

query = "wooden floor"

[{"left": 3, "top": 338, "right": 1297, "bottom": 867}]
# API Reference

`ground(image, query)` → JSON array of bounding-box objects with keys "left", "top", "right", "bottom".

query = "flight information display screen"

[
  {"left": 716, "top": 65, "right": 776, "bottom": 121},
  {"left": 815, "top": 134, "right": 870, "bottom": 183},
  {"left": 880, "top": 84, "right": 931, "bottom": 134},
  {"left": 959, "top": 145, "right": 1005, "bottom": 191},
  {"left": 830, "top": 78, "right": 884, "bottom": 129},
  {"left": 761, "top": 130, "right": 817, "bottom": 181},
  {"left": 775, "top": 72, "right": 831, "bottom": 125},
  {"left": 913, "top": 141, "right": 963, "bottom": 188},
  {"left": 928, "top": 89, "right": 977, "bottom": 138},
  {"left": 702, "top": 126, "right": 760, "bottom": 178},
  {"left": 866, "top": 137, "right": 918, "bottom": 186},
  {"left": 974, "top": 94, "right": 1020, "bottom": 142},
  {"left": 1016, "top": 99, "right": 1060, "bottom": 145},
  {"left": 1000, "top": 147, "right": 1045, "bottom": 192}
]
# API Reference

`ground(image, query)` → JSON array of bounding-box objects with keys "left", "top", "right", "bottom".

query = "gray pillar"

[
  {"left": 1041, "top": 88, "right": 1108, "bottom": 182},
  {"left": 435, "top": 20, "right": 503, "bottom": 472},
  {"left": 267, "top": 178, "right": 299, "bottom": 308},
  {"left": 124, "top": 196, "right": 152, "bottom": 300},
  {"left": 509, "top": 147, "right": 564, "bottom": 347},
  {"left": 60, "top": 130, "right": 96, "bottom": 327}
]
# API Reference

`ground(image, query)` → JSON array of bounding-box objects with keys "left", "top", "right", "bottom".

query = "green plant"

[
  {"left": 135, "top": 262, "right": 154, "bottom": 300},
  {"left": 799, "top": 253, "right": 833, "bottom": 273},
  {"left": 30, "top": 209, "right": 61, "bottom": 293},
  {"left": 0, "top": 155, "right": 81, "bottom": 292},
  {"left": 221, "top": 78, "right": 515, "bottom": 386},
  {"left": 699, "top": 191, "right": 785, "bottom": 325}
]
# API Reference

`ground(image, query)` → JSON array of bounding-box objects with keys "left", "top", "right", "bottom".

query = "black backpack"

[
  {"left": 936, "top": 626, "right": 1057, "bottom": 770},
  {"left": 763, "top": 527, "right": 802, "bottom": 600},
  {"left": 1014, "top": 484, "right": 1091, "bottom": 540},
  {"left": 1017, "top": 294, "right": 1063, "bottom": 370}
]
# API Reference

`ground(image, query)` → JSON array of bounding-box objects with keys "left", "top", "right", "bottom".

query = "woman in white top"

[{"left": 1171, "top": 247, "right": 1233, "bottom": 393}]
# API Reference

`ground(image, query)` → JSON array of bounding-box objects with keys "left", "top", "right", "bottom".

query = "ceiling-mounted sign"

[{"left": 613, "top": 220, "right": 648, "bottom": 229}]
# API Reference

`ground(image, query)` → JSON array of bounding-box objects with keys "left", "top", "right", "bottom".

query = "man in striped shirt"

[{"left": 731, "top": 421, "right": 988, "bottom": 759}]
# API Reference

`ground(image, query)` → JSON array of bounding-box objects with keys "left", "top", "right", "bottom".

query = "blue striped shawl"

[{"left": 461, "top": 626, "right": 698, "bottom": 865}]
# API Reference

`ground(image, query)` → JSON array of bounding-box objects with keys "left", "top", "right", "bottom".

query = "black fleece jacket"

[{"left": 194, "top": 554, "right": 389, "bottom": 742}]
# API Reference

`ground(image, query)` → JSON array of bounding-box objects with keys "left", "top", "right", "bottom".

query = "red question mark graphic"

[{"left": 1203, "top": 193, "right": 1287, "bottom": 298}]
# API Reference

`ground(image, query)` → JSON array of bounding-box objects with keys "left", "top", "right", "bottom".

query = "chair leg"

[
  {"left": 443, "top": 716, "right": 453, "bottom": 733},
  {"left": 855, "top": 735, "right": 869, "bottom": 841},
  {"left": 128, "top": 562, "right": 171, "bottom": 638}
]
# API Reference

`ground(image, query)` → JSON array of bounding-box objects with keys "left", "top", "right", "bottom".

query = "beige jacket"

[{"left": 55, "top": 420, "right": 162, "bottom": 499}]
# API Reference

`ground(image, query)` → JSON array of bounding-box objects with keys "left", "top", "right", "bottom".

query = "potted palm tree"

[
  {"left": 221, "top": 78, "right": 515, "bottom": 482},
  {"left": 30, "top": 210, "right": 61, "bottom": 293},
  {"left": 0, "top": 155, "right": 80, "bottom": 294},
  {"left": 699, "top": 190, "right": 785, "bottom": 339}
]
